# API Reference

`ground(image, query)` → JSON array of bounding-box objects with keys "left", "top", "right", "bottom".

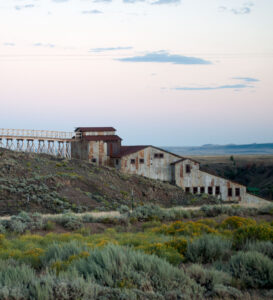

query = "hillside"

[
  {"left": 164, "top": 143, "right": 273, "bottom": 155},
  {"left": 0, "top": 148, "right": 218, "bottom": 216},
  {"left": 194, "top": 155, "right": 273, "bottom": 201}
]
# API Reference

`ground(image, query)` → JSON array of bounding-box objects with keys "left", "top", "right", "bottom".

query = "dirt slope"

[{"left": 0, "top": 149, "right": 217, "bottom": 216}]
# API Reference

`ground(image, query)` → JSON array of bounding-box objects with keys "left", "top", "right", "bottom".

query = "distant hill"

[{"left": 164, "top": 143, "right": 273, "bottom": 156}]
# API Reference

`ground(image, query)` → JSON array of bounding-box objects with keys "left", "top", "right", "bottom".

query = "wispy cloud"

[
  {"left": 151, "top": 0, "right": 180, "bottom": 5},
  {"left": 3, "top": 43, "right": 15, "bottom": 47},
  {"left": 93, "top": 0, "right": 112, "bottom": 2},
  {"left": 82, "top": 10, "right": 103, "bottom": 14},
  {"left": 52, "top": 0, "right": 69, "bottom": 3},
  {"left": 219, "top": 3, "right": 254, "bottom": 15},
  {"left": 117, "top": 51, "right": 211, "bottom": 65},
  {"left": 33, "top": 43, "right": 55, "bottom": 48},
  {"left": 123, "top": 0, "right": 145, "bottom": 3},
  {"left": 233, "top": 77, "right": 259, "bottom": 83},
  {"left": 90, "top": 46, "right": 133, "bottom": 52},
  {"left": 174, "top": 84, "right": 252, "bottom": 91},
  {"left": 15, "top": 4, "right": 35, "bottom": 11}
]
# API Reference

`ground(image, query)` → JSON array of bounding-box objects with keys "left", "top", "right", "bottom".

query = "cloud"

[
  {"left": 15, "top": 4, "right": 35, "bottom": 10},
  {"left": 174, "top": 84, "right": 252, "bottom": 91},
  {"left": 219, "top": 3, "right": 254, "bottom": 15},
  {"left": 233, "top": 77, "right": 259, "bottom": 83},
  {"left": 117, "top": 51, "right": 211, "bottom": 65},
  {"left": 33, "top": 43, "right": 55, "bottom": 48},
  {"left": 82, "top": 10, "right": 103, "bottom": 14},
  {"left": 93, "top": 0, "right": 112, "bottom": 2},
  {"left": 3, "top": 43, "right": 15, "bottom": 47},
  {"left": 52, "top": 0, "right": 69, "bottom": 3},
  {"left": 90, "top": 46, "right": 133, "bottom": 52},
  {"left": 123, "top": 0, "right": 145, "bottom": 3},
  {"left": 151, "top": 0, "right": 180, "bottom": 5}
]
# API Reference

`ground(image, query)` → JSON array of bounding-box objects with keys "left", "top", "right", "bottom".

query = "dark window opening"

[
  {"left": 115, "top": 159, "right": 119, "bottom": 165},
  {"left": 91, "top": 158, "right": 97, "bottom": 163},
  {"left": 131, "top": 159, "right": 135, "bottom": 164},
  {"left": 228, "top": 188, "right": 233, "bottom": 197},
  {"left": 208, "top": 186, "right": 213, "bottom": 195},
  {"left": 193, "top": 187, "right": 198, "bottom": 194},
  {"left": 139, "top": 158, "right": 144, "bottom": 164},
  {"left": 185, "top": 187, "right": 190, "bottom": 193},
  {"left": 215, "top": 186, "right": 220, "bottom": 195},
  {"left": 200, "top": 187, "right": 205, "bottom": 193},
  {"left": 186, "top": 164, "right": 191, "bottom": 173},
  {"left": 159, "top": 153, "right": 164, "bottom": 158},
  {"left": 154, "top": 153, "right": 159, "bottom": 158},
  {"left": 235, "top": 188, "right": 240, "bottom": 197}
]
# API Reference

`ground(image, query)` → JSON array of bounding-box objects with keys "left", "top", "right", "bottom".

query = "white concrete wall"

[
  {"left": 120, "top": 147, "right": 180, "bottom": 181},
  {"left": 173, "top": 159, "right": 246, "bottom": 202},
  {"left": 88, "top": 141, "right": 109, "bottom": 166}
]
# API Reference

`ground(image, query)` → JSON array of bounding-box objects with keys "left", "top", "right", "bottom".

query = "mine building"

[{"left": 71, "top": 127, "right": 265, "bottom": 204}]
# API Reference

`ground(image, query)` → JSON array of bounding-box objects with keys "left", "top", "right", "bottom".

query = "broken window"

[
  {"left": 215, "top": 186, "right": 220, "bottom": 195},
  {"left": 193, "top": 187, "right": 198, "bottom": 194},
  {"left": 139, "top": 158, "right": 144, "bottom": 164},
  {"left": 159, "top": 153, "right": 164, "bottom": 158},
  {"left": 200, "top": 187, "right": 205, "bottom": 193},
  {"left": 186, "top": 164, "right": 191, "bottom": 173},
  {"left": 235, "top": 188, "right": 240, "bottom": 197},
  {"left": 208, "top": 186, "right": 213, "bottom": 195},
  {"left": 154, "top": 153, "right": 159, "bottom": 158},
  {"left": 228, "top": 188, "right": 233, "bottom": 197},
  {"left": 91, "top": 158, "right": 97, "bottom": 163},
  {"left": 185, "top": 187, "right": 190, "bottom": 193},
  {"left": 131, "top": 159, "right": 135, "bottom": 164},
  {"left": 115, "top": 159, "right": 119, "bottom": 165}
]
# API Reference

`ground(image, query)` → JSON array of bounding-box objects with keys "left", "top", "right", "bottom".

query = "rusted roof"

[
  {"left": 83, "top": 135, "right": 122, "bottom": 142},
  {"left": 119, "top": 146, "right": 149, "bottom": 157},
  {"left": 171, "top": 158, "right": 200, "bottom": 165},
  {"left": 75, "top": 127, "right": 116, "bottom": 132}
]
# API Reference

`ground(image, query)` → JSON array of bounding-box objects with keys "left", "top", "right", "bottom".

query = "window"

[
  {"left": 186, "top": 164, "right": 191, "bottom": 173},
  {"left": 185, "top": 187, "right": 190, "bottom": 193},
  {"left": 228, "top": 188, "right": 233, "bottom": 197},
  {"left": 139, "top": 158, "right": 144, "bottom": 164},
  {"left": 115, "top": 159, "right": 119, "bottom": 166},
  {"left": 208, "top": 186, "right": 213, "bottom": 195},
  {"left": 215, "top": 186, "right": 220, "bottom": 195},
  {"left": 193, "top": 187, "right": 198, "bottom": 194},
  {"left": 159, "top": 153, "right": 164, "bottom": 158},
  {"left": 235, "top": 188, "right": 240, "bottom": 197},
  {"left": 154, "top": 153, "right": 159, "bottom": 158},
  {"left": 200, "top": 187, "right": 205, "bottom": 193},
  {"left": 91, "top": 158, "right": 97, "bottom": 163},
  {"left": 131, "top": 159, "right": 135, "bottom": 164}
]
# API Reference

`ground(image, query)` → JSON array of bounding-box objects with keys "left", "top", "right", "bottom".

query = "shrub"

[
  {"left": 228, "top": 251, "right": 273, "bottom": 288},
  {"left": 130, "top": 204, "right": 163, "bottom": 221},
  {"left": 8, "top": 219, "right": 27, "bottom": 234},
  {"left": 186, "top": 235, "right": 232, "bottom": 264},
  {"left": 70, "top": 244, "right": 203, "bottom": 297},
  {"left": 55, "top": 213, "right": 83, "bottom": 230},
  {"left": 44, "top": 220, "right": 55, "bottom": 231},
  {"left": 243, "top": 241, "right": 273, "bottom": 259},
  {"left": 221, "top": 216, "right": 256, "bottom": 230},
  {"left": 233, "top": 223, "right": 273, "bottom": 248},
  {"left": 0, "top": 223, "right": 6, "bottom": 234},
  {"left": 118, "top": 205, "right": 130, "bottom": 215},
  {"left": 186, "top": 264, "right": 242, "bottom": 298},
  {"left": 164, "top": 237, "right": 188, "bottom": 256}
]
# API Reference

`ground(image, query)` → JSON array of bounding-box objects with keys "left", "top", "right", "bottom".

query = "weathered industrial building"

[{"left": 71, "top": 127, "right": 266, "bottom": 204}]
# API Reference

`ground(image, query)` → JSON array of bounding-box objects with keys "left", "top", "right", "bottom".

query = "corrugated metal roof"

[
  {"left": 119, "top": 145, "right": 149, "bottom": 157},
  {"left": 75, "top": 127, "right": 116, "bottom": 132},
  {"left": 83, "top": 135, "right": 122, "bottom": 142}
]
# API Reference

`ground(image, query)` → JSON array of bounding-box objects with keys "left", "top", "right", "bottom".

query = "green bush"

[
  {"left": 228, "top": 251, "right": 273, "bottom": 288},
  {"left": 233, "top": 223, "right": 273, "bottom": 248},
  {"left": 186, "top": 234, "right": 232, "bottom": 264},
  {"left": 118, "top": 205, "right": 130, "bottom": 214},
  {"left": 55, "top": 213, "right": 83, "bottom": 230},
  {"left": 243, "top": 241, "right": 273, "bottom": 259},
  {"left": 186, "top": 264, "right": 242, "bottom": 298}
]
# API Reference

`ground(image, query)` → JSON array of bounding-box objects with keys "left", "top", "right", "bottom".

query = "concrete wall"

[
  {"left": 119, "top": 147, "right": 180, "bottom": 181},
  {"left": 71, "top": 140, "right": 89, "bottom": 161},
  {"left": 173, "top": 159, "right": 247, "bottom": 202}
]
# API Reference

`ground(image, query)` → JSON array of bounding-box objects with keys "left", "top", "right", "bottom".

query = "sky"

[{"left": 0, "top": 0, "right": 273, "bottom": 146}]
